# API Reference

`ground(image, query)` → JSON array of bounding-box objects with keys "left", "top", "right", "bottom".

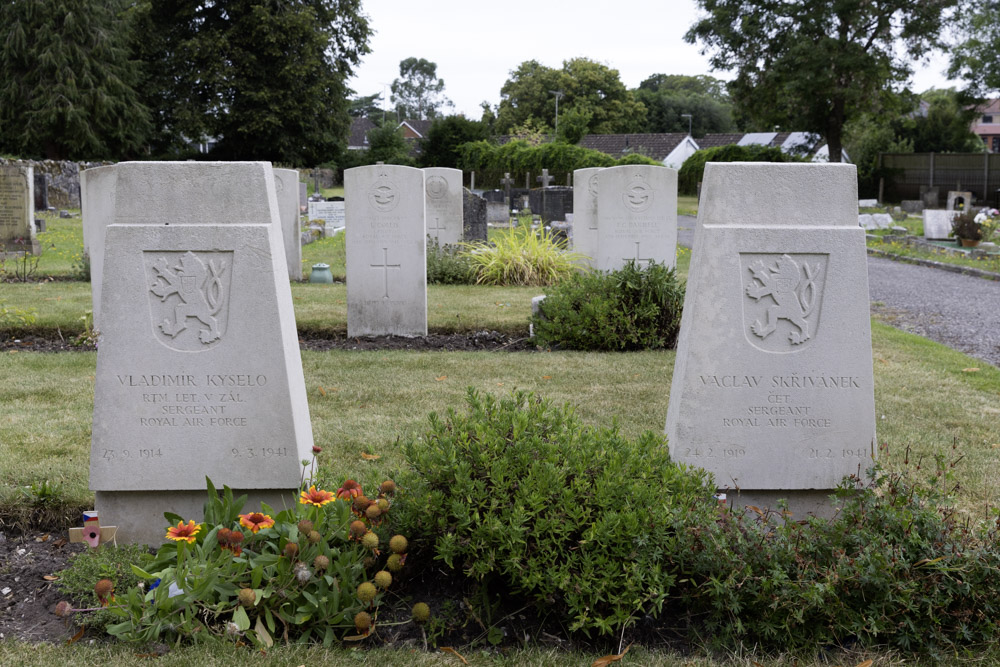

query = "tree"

[
  {"left": 686, "top": 0, "right": 957, "bottom": 162},
  {"left": 135, "top": 0, "right": 371, "bottom": 163},
  {"left": 948, "top": 5, "right": 1000, "bottom": 98},
  {"left": 390, "top": 57, "right": 452, "bottom": 120},
  {"left": 634, "top": 74, "right": 735, "bottom": 136},
  {"left": 495, "top": 58, "right": 646, "bottom": 136},
  {"left": 0, "top": 0, "right": 150, "bottom": 159},
  {"left": 364, "top": 125, "right": 414, "bottom": 165},
  {"left": 894, "top": 88, "right": 983, "bottom": 154},
  {"left": 349, "top": 92, "right": 384, "bottom": 120},
  {"left": 418, "top": 116, "right": 489, "bottom": 168}
]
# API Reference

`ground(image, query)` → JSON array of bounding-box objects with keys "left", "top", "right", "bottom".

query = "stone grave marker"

[
  {"left": 947, "top": 190, "right": 973, "bottom": 211},
  {"left": 89, "top": 161, "right": 314, "bottom": 545},
  {"left": 423, "top": 167, "right": 463, "bottom": 246},
  {"left": 307, "top": 200, "right": 345, "bottom": 231},
  {"left": 463, "top": 189, "right": 488, "bottom": 242},
  {"left": 921, "top": 186, "right": 940, "bottom": 209},
  {"left": 665, "top": 162, "right": 876, "bottom": 517},
  {"left": 345, "top": 164, "right": 426, "bottom": 337},
  {"left": 0, "top": 165, "right": 39, "bottom": 256},
  {"left": 595, "top": 165, "right": 677, "bottom": 271},
  {"left": 500, "top": 172, "right": 515, "bottom": 205},
  {"left": 273, "top": 168, "right": 303, "bottom": 281},
  {"left": 80, "top": 165, "right": 119, "bottom": 331},
  {"left": 923, "top": 210, "right": 959, "bottom": 240},
  {"left": 487, "top": 201, "right": 509, "bottom": 226},
  {"left": 34, "top": 172, "right": 49, "bottom": 211},
  {"left": 572, "top": 167, "right": 601, "bottom": 267},
  {"left": 299, "top": 181, "right": 308, "bottom": 211}
]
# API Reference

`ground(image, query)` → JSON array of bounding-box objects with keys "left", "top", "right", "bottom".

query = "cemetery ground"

[{"left": 2, "top": 207, "right": 1000, "bottom": 665}]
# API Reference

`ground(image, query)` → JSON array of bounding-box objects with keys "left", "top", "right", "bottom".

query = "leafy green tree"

[
  {"left": 135, "top": 0, "right": 371, "bottom": 163},
  {"left": 895, "top": 88, "right": 983, "bottom": 154},
  {"left": 948, "top": 5, "right": 1000, "bottom": 98},
  {"left": 365, "top": 125, "right": 414, "bottom": 166},
  {"left": 0, "top": 0, "right": 150, "bottom": 159},
  {"left": 634, "top": 74, "right": 734, "bottom": 136},
  {"left": 390, "top": 57, "right": 453, "bottom": 120},
  {"left": 349, "top": 92, "right": 384, "bottom": 120},
  {"left": 418, "top": 116, "right": 489, "bottom": 168},
  {"left": 495, "top": 58, "right": 646, "bottom": 136},
  {"left": 686, "top": 0, "right": 956, "bottom": 162}
]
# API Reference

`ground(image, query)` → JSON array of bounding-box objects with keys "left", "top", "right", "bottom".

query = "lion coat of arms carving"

[
  {"left": 144, "top": 251, "right": 233, "bottom": 351},
  {"left": 740, "top": 253, "right": 827, "bottom": 352}
]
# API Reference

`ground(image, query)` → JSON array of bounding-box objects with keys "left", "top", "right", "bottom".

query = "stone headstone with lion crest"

[
  {"left": 665, "top": 162, "right": 875, "bottom": 519},
  {"left": 89, "top": 162, "right": 314, "bottom": 545}
]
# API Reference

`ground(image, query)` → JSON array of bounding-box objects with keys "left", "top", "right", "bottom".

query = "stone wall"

[{"left": 0, "top": 159, "right": 111, "bottom": 209}]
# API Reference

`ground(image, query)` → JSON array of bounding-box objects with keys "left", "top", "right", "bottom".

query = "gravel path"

[{"left": 677, "top": 216, "right": 1000, "bottom": 369}]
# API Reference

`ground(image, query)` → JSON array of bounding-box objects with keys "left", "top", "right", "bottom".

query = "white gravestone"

[
  {"left": 89, "top": 162, "right": 314, "bottom": 545},
  {"left": 273, "top": 168, "right": 303, "bottom": 281},
  {"left": 665, "top": 162, "right": 876, "bottom": 517},
  {"left": 923, "top": 210, "right": 959, "bottom": 240},
  {"left": 423, "top": 167, "right": 463, "bottom": 246},
  {"left": 345, "top": 165, "right": 427, "bottom": 337},
  {"left": 307, "top": 200, "right": 345, "bottom": 232},
  {"left": 572, "top": 167, "right": 601, "bottom": 267},
  {"left": 299, "top": 182, "right": 308, "bottom": 211},
  {"left": 0, "top": 165, "right": 39, "bottom": 256},
  {"left": 80, "top": 165, "right": 118, "bottom": 331},
  {"left": 595, "top": 165, "right": 677, "bottom": 271}
]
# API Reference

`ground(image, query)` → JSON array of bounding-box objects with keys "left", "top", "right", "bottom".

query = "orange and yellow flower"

[
  {"left": 166, "top": 520, "right": 202, "bottom": 544},
  {"left": 300, "top": 485, "right": 335, "bottom": 507},
  {"left": 238, "top": 512, "right": 275, "bottom": 533},
  {"left": 337, "top": 479, "right": 363, "bottom": 500}
]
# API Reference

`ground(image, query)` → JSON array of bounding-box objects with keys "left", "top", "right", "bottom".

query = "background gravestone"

[
  {"left": 666, "top": 162, "right": 876, "bottom": 517},
  {"left": 345, "top": 164, "right": 427, "bottom": 337},
  {"left": 90, "top": 161, "right": 314, "bottom": 545},
  {"left": 273, "top": 168, "right": 303, "bottom": 281},
  {"left": 423, "top": 167, "right": 463, "bottom": 246},
  {"left": 528, "top": 185, "right": 573, "bottom": 223},
  {"left": 80, "top": 165, "right": 118, "bottom": 331},
  {"left": 33, "top": 172, "right": 49, "bottom": 211},
  {"left": 0, "top": 165, "right": 39, "bottom": 256},
  {"left": 307, "top": 200, "right": 345, "bottom": 232},
  {"left": 572, "top": 167, "right": 602, "bottom": 267},
  {"left": 595, "top": 165, "right": 677, "bottom": 271},
  {"left": 462, "top": 189, "right": 488, "bottom": 242},
  {"left": 946, "top": 190, "right": 973, "bottom": 211},
  {"left": 923, "top": 210, "right": 959, "bottom": 240}
]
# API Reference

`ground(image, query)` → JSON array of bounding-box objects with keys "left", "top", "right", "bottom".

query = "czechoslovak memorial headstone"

[
  {"left": 345, "top": 164, "right": 427, "bottom": 337},
  {"left": 89, "top": 162, "right": 314, "bottom": 545},
  {"left": 665, "top": 163, "right": 876, "bottom": 517},
  {"left": 595, "top": 165, "right": 677, "bottom": 271}
]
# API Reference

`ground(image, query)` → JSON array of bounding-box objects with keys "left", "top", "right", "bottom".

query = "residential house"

[
  {"left": 576, "top": 132, "right": 700, "bottom": 169},
  {"left": 971, "top": 99, "right": 1000, "bottom": 153}
]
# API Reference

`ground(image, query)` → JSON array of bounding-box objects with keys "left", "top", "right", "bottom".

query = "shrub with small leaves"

[
  {"left": 399, "top": 389, "right": 717, "bottom": 636},
  {"left": 533, "top": 260, "right": 685, "bottom": 351},
  {"left": 426, "top": 241, "right": 476, "bottom": 284}
]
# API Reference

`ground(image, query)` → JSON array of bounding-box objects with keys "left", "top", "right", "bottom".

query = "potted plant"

[
  {"left": 951, "top": 210, "right": 983, "bottom": 247},
  {"left": 975, "top": 207, "right": 1000, "bottom": 245}
]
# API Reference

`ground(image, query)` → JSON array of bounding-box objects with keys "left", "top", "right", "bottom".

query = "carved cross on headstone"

[
  {"left": 370, "top": 247, "right": 401, "bottom": 299},
  {"left": 623, "top": 241, "right": 653, "bottom": 267},
  {"left": 427, "top": 217, "right": 446, "bottom": 238},
  {"left": 536, "top": 169, "right": 554, "bottom": 188}
]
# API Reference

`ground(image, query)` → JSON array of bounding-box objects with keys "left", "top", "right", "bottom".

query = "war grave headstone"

[
  {"left": 947, "top": 190, "right": 973, "bottom": 211},
  {"left": 89, "top": 161, "right": 314, "bottom": 545},
  {"left": 273, "top": 168, "right": 303, "bottom": 281},
  {"left": 0, "top": 165, "right": 40, "bottom": 256},
  {"left": 423, "top": 167, "right": 463, "bottom": 246},
  {"left": 572, "top": 167, "right": 602, "bottom": 267},
  {"left": 299, "top": 181, "right": 308, "bottom": 211},
  {"left": 665, "top": 162, "right": 876, "bottom": 517},
  {"left": 463, "top": 189, "right": 488, "bottom": 242},
  {"left": 594, "top": 165, "right": 677, "bottom": 271},
  {"left": 345, "top": 164, "right": 427, "bottom": 337},
  {"left": 923, "top": 209, "right": 959, "bottom": 240},
  {"left": 80, "top": 165, "right": 118, "bottom": 331}
]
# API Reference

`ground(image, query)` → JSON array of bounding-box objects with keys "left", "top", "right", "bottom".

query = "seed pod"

[
  {"left": 374, "top": 570, "right": 392, "bottom": 589},
  {"left": 238, "top": 588, "right": 256, "bottom": 607},
  {"left": 389, "top": 535, "right": 408, "bottom": 554},
  {"left": 412, "top": 602, "right": 430, "bottom": 623},
  {"left": 356, "top": 581, "right": 377, "bottom": 603}
]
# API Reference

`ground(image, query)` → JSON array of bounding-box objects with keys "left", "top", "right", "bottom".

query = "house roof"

[
  {"left": 577, "top": 133, "right": 690, "bottom": 161},
  {"left": 696, "top": 133, "right": 745, "bottom": 149},
  {"left": 399, "top": 119, "right": 432, "bottom": 139},
  {"left": 348, "top": 118, "right": 376, "bottom": 150}
]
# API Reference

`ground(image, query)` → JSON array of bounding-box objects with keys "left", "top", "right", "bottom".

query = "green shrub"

[
  {"left": 426, "top": 241, "right": 476, "bottom": 285},
  {"left": 399, "top": 389, "right": 717, "bottom": 636},
  {"left": 674, "top": 446, "right": 1000, "bottom": 656},
  {"left": 533, "top": 260, "right": 685, "bottom": 351},
  {"left": 56, "top": 544, "right": 151, "bottom": 631},
  {"left": 460, "top": 226, "right": 584, "bottom": 286},
  {"left": 678, "top": 143, "right": 801, "bottom": 195}
]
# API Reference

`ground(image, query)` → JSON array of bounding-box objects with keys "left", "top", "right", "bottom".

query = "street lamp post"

[
  {"left": 680, "top": 113, "right": 693, "bottom": 137},
  {"left": 549, "top": 90, "right": 564, "bottom": 138}
]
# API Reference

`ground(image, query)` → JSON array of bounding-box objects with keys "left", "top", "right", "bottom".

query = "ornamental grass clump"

[
  {"left": 86, "top": 476, "right": 409, "bottom": 647},
  {"left": 460, "top": 225, "right": 584, "bottom": 286},
  {"left": 533, "top": 260, "right": 685, "bottom": 351},
  {"left": 399, "top": 389, "right": 717, "bottom": 636}
]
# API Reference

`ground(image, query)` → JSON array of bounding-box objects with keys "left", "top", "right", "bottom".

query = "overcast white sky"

[{"left": 347, "top": 0, "right": 959, "bottom": 119}]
